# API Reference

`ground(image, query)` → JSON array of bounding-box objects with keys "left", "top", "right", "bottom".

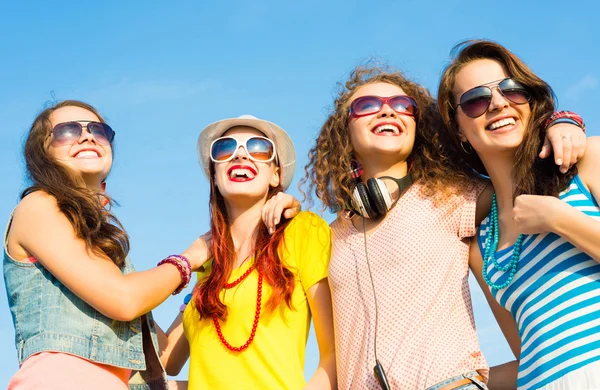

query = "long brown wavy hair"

[
  {"left": 22, "top": 100, "right": 130, "bottom": 267},
  {"left": 193, "top": 158, "right": 295, "bottom": 321},
  {"left": 437, "top": 40, "right": 575, "bottom": 197},
  {"left": 301, "top": 65, "right": 473, "bottom": 214}
]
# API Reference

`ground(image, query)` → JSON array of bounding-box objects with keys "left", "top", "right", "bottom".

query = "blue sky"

[{"left": 1, "top": 0, "right": 599, "bottom": 386}]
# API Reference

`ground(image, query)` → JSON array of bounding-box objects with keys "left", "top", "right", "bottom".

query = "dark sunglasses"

[
  {"left": 210, "top": 136, "right": 276, "bottom": 163},
  {"left": 50, "top": 121, "right": 115, "bottom": 146},
  {"left": 349, "top": 95, "right": 418, "bottom": 119},
  {"left": 456, "top": 78, "right": 531, "bottom": 118}
]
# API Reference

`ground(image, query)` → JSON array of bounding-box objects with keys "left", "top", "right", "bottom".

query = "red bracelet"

[
  {"left": 166, "top": 254, "right": 191, "bottom": 272},
  {"left": 157, "top": 257, "right": 191, "bottom": 295},
  {"left": 166, "top": 255, "right": 191, "bottom": 284},
  {"left": 544, "top": 111, "right": 586, "bottom": 133}
]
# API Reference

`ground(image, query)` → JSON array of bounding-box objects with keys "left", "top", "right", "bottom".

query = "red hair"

[{"left": 193, "top": 164, "right": 295, "bottom": 321}]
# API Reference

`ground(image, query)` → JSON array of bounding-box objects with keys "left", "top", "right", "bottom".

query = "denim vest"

[{"left": 3, "top": 212, "right": 168, "bottom": 390}]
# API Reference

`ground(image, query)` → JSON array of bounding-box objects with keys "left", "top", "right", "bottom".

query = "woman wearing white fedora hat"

[{"left": 159, "top": 115, "right": 336, "bottom": 390}]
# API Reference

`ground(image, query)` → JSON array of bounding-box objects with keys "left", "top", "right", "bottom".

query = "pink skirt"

[{"left": 8, "top": 352, "right": 131, "bottom": 390}]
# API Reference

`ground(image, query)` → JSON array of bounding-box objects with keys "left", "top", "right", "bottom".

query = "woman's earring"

[{"left": 460, "top": 141, "right": 473, "bottom": 155}]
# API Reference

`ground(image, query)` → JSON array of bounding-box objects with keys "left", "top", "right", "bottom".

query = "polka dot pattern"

[{"left": 329, "top": 182, "right": 489, "bottom": 389}]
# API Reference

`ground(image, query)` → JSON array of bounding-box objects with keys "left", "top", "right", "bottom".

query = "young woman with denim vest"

[
  {"left": 437, "top": 40, "right": 600, "bottom": 390},
  {"left": 267, "top": 66, "right": 586, "bottom": 389},
  {"left": 158, "top": 115, "right": 336, "bottom": 390},
  {"left": 3, "top": 100, "right": 211, "bottom": 390}
]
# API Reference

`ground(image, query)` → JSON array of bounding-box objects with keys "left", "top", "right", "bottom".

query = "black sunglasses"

[
  {"left": 456, "top": 78, "right": 531, "bottom": 118},
  {"left": 50, "top": 121, "right": 115, "bottom": 146}
]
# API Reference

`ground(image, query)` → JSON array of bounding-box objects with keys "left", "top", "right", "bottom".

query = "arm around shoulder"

[{"left": 11, "top": 191, "right": 187, "bottom": 321}]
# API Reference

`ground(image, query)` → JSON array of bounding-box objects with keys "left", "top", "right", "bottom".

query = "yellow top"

[{"left": 183, "top": 212, "right": 331, "bottom": 390}]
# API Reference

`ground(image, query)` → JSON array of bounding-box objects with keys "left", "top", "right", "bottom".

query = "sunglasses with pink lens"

[{"left": 349, "top": 95, "right": 418, "bottom": 119}]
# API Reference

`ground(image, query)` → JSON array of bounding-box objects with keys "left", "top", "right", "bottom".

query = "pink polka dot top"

[{"left": 329, "top": 181, "right": 488, "bottom": 389}]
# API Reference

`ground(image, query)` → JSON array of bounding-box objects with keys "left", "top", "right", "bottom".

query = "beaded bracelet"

[
  {"left": 167, "top": 254, "right": 191, "bottom": 272},
  {"left": 544, "top": 111, "right": 586, "bottom": 133},
  {"left": 157, "top": 255, "right": 191, "bottom": 295},
  {"left": 157, "top": 258, "right": 188, "bottom": 295},
  {"left": 166, "top": 254, "right": 192, "bottom": 283},
  {"left": 166, "top": 257, "right": 191, "bottom": 286},
  {"left": 179, "top": 293, "right": 193, "bottom": 313}
]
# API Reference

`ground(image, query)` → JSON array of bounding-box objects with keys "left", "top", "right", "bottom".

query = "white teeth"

[
  {"left": 75, "top": 151, "right": 99, "bottom": 158},
  {"left": 229, "top": 168, "right": 255, "bottom": 179},
  {"left": 488, "top": 118, "right": 516, "bottom": 130},
  {"left": 373, "top": 124, "right": 400, "bottom": 134}
]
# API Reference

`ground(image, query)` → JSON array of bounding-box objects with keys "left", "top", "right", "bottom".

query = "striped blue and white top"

[{"left": 478, "top": 175, "right": 600, "bottom": 390}]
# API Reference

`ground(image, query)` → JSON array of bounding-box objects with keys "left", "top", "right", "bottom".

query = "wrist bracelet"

[
  {"left": 167, "top": 254, "right": 191, "bottom": 272},
  {"left": 157, "top": 257, "right": 191, "bottom": 295},
  {"left": 544, "top": 111, "right": 586, "bottom": 133},
  {"left": 549, "top": 118, "right": 580, "bottom": 127},
  {"left": 166, "top": 254, "right": 191, "bottom": 287}
]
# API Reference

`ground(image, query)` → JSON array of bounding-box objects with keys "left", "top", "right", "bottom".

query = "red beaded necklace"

[
  {"left": 212, "top": 263, "right": 262, "bottom": 352},
  {"left": 224, "top": 263, "right": 256, "bottom": 288}
]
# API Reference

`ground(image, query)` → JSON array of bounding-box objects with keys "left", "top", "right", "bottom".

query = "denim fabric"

[
  {"left": 3, "top": 212, "right": 168, "bottom": 389},
  {"left": 427, "top": 371, "right": 488, "bottom": 390}
]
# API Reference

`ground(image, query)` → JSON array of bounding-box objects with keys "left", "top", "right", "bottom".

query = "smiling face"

[
  {"left": 453, "top": 59, "right": 532, "bottom": 157},
  {"left": 47, "top": 105, "right": 113, "bottom": 187},
  {"left": 347, "top": 82, "right": 417, "bottom": 166},
  {"left": 212, "top": 126, "right": 280, "bottom": 205}
]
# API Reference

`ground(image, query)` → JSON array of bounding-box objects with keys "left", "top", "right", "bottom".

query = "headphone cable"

[{"left": 362, "top": 216, "right": 391, "bottom": 390}]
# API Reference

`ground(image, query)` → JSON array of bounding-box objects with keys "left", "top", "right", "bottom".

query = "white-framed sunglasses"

[{"left": 209, "top": 136, "right": 277, "bottom": 163}]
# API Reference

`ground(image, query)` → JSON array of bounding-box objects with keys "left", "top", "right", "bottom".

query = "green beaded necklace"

[{"left": 482, "top": 193, "right": 524, "bottom": 290}]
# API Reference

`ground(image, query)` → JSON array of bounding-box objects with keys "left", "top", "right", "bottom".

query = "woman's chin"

[{"left": 221, "top": 190, "right": 267, "bottom": 206}]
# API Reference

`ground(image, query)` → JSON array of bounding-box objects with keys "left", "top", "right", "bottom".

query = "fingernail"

[
  {"left": 556, "top": 158, "right": 562, "bottom": 165},
  {"left": 268, "top": 227, "right": 274, "bottom": 234},
  {"left": 560, "top": 167, "right": 567, "bottom": 174},
  {"left": 274, "top": 219, "right": 279, "bottom": 225}
]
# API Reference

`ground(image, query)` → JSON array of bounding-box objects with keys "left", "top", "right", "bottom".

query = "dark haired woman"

[
  {"left": 438, "top": 40, "right": 600, "bottom": 389},
  {"left": 3, "top": 100, "right": 210, "bottom": 389},
  {"left": 159, "top": 115, "right": 336, "bottom": 390}
]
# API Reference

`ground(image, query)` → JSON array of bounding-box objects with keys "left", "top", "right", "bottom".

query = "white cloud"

[{"left": 566, "top": 74, "right": 598, "bottom": 100}]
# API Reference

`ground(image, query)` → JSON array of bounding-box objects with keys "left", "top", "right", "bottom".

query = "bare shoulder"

[
  {"left": 14, "top": 190, "right": 60, "bottom": 221},
  {"left": 577, "top": 136, "right": 600, "bottom": 188},
  {"left": 8, "top": 191, "right": 61, "bottom": 258},
  {"left": 12, "top": 190, "right": 65, "bottom": 239}
]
